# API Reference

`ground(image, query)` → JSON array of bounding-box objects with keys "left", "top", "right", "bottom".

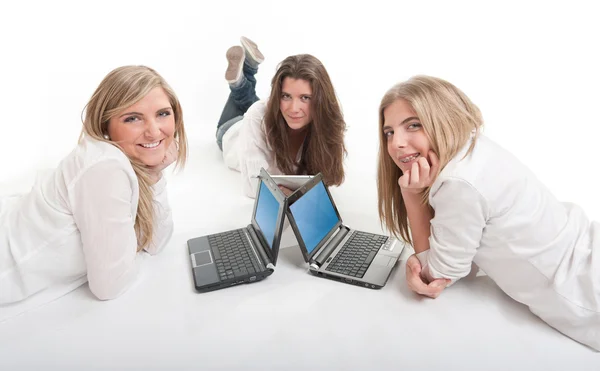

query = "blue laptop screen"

[
  {"left": 289, "top": 181, "right": 339, "bottom": 254},
  {"left": 254, "top": 180, "right": 280, "bottom": 250}
]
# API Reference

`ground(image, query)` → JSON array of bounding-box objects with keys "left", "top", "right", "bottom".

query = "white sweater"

[
  {"left": 222, "top": 100, "right": 285, "bottom": 198},
  {"left": 0, "top": 136, "right": 173, "bottom": 321},
  {"left": 417, "top": 134, "right": 600, "bottom": 350}
]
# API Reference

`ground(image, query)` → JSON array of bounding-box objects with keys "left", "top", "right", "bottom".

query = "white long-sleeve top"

[
  {"left": 222, "top": 100, "right": 297, "bottom": 198},
  {"left": 416, "top": 134, "right": 600, "bottom": 350},
  {"left": 0, "top": 136, "right": 173, "bottom": 321}
]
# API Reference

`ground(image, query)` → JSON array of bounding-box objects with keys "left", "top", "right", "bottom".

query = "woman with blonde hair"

[
  {"left": 377, "top": 75, "right": 600, "bottom": 350},
  {"left": 0, "top": 65, "right": 187, "bottom": 318},
  {"left": 216, "top": 37, "right": 346, "bottom": 197}
]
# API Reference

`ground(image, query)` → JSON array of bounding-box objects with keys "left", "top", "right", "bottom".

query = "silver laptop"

[
  {"left": 285, "top": 174, "right": 404, "bottom": 289},
  {"left": 187, "top": 168, "right": 286, "bottom": 292},
  {"left": 270, "top": 175, "right": 314, "bottom": 191}
]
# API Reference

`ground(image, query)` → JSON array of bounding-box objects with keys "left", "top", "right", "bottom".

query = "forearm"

[
  {"left": 240, "top": 158, "right": 267, "bottom": 199},
  {"left": 402, "top": 191, "right": 432, "bottom": 254},
  {"left": 88, "top": 256, "right": 141, "bottom": 300},
  {"left": 145, "top": 210, "right": 173, "bottom": 255},
  {"left": 144, "top": 176, "right": 174, "bottom": 255},
  {"left": 72, "top": 162, "right": 142, "bottom": 300},
  {"left": 415, "top": 179, "right": 488, "bottom": 282}
]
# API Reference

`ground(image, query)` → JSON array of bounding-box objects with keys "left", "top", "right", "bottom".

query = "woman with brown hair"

[
  {"left": 216, "top": 37, "right": 346, "bottom": 197},
  {"left": 0, "top": 65, "right": 187, "bottom": 319}
]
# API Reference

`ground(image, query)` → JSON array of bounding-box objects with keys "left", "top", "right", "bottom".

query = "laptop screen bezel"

[
  {"left": 250, "top": 168, "right": 287, "bottom": 265},
  {"left": 285, "top": 173, "right": 343, "bottom": 263}
]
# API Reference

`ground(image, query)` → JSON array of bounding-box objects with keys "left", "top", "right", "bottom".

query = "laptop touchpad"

[
  {"left": 373, "top": 255, "right": 396, "bottom": 267},
  {"left": 192, "top": 251, "right": 213, "bottom": 267}
]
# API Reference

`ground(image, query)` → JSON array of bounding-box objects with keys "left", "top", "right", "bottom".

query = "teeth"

[
  {"left": 400, "top": 153, "right": 419, "bottom": 163},
  {"left": 140, "top": 141, "right": 160, "bottom": 148}
]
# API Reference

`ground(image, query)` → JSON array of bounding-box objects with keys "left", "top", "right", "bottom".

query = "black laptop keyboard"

[
  {"left": 209, "top": 229, "right": 262, "bottom": 281},
  {"left": 325, "top": 231, "right": 387, "bottom": 278}
]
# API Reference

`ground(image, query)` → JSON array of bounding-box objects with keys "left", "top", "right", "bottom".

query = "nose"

[
  {"left": 145, "top": 118, "right": 162, "bottom": 138},
  {"left": 391, "top": 130, "right": 407, "bottom": 148},
  {"left": 290, "top": 98, "right": 301, "bottom": 112}
]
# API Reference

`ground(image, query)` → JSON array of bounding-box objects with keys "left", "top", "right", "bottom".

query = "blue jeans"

[{"left": 216, "top": 60, "right": 260, "bottom": 150}]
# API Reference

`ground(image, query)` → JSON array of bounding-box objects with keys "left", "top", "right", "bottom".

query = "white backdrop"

[
  {"left": 1, "top": 0, "right": 598, "bottom": 222},
  {"left": 2, "top": 2, "right": 600, "bottom": 367}
]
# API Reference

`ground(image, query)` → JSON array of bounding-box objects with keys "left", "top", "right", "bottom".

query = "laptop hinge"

[
  {"left": 313, "top": 225, "right": 350, "bottom": 267},
  {"left": 246, "top": 225, "right": 273, "bottom": 270}
]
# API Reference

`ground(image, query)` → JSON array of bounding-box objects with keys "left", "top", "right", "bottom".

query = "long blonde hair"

[
  {"left": 81, "top": 65, "right": 187, "bottom": 250},
  {"left": 377, "top": 75, "right": 483, "bottom": 243},
  {"left": 264, "top": 54, "right": 346, "bottom": 186}
]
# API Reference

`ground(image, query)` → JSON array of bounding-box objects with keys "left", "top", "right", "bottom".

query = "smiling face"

[
  {"left": 107, "top": 87, "right": 175, "bottom": 167},
  {"left": 279, "top": 77, "right": 313, "bottom": 132},
  {"left": 383, "top": 98, "right": 432, "bottom": 173}
]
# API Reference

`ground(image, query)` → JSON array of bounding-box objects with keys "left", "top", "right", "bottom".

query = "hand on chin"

[{"left": 145, "top": 140, "right": 178, "bottom": 183}]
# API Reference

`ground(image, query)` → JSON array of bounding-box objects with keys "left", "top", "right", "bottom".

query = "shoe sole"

[
  {"left": 240, "top": 36, "right": 264, "bottom": 64},
  {"left": 225, "top": 46, "right": 244, "bottom": 83}
]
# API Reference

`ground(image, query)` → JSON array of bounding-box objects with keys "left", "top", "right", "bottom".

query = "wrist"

[{"left": 401, "top": 188, "right": 423, "bottom": 203}]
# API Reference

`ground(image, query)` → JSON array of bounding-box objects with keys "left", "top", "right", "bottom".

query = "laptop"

[
  {"left": 285, "top": 174, "right": 404, "bottom": 289},
  {"left": 187, "top": 168, "right": 286, "bottom": 292},
  {"left": 270, "top": 175, "right": 314, "bottom": 191}
]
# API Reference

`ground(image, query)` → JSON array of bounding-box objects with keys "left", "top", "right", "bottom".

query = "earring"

[{"left": 103, "top": 134, "right": 110, "bottom": 140}]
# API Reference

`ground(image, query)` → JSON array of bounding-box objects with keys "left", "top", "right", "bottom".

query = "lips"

[
  {"left": 138, "top": 139, "right": 163, "bottom": 149},
  {"left": 399, "top": 152, "right": 420, "bottom": 163}
]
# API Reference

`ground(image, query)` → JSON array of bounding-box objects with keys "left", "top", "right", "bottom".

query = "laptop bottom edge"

[
  {"left": 308, "top": 269, "right": 389, "bottom": 290},
  {"left": 194, "top": 270, "right": 274, "bottom": 293}
]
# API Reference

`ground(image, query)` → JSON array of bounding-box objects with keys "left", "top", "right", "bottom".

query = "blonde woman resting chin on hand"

[
  {"left": 0, "top": 66, "right": 187, "bottom": 320},
  {"left": 377, "top": 75, "right": 600, "bottom": 351}
]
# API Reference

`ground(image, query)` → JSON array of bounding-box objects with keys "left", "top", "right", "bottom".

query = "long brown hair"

[
  {"left": 81, "top": 65, "right": 187, "bottom": 250},
  {"left": 264, "top": 54, "right": 346, "bottom": 186},
  {"left": 377, "top": 75, "right": 483, "bottom": 243}
]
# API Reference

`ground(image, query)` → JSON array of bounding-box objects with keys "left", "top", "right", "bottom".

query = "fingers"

[
  {"left": 407, "top": 272, "right": 432, "bottom": 297},
  {"left": 410, "top": 161, "right": 420, "bottom": 184},
  {"left": 425, "top": 279, "right": 451, "bottom": 298},
  {"left": 399, "top": 152, "right": 439, "bottom": 193},
  {"left": 408, "top": 276, "right": 450, "bottom": 299},
  {"left": 398, "top": 170, "right": 410, "bottom": 188},
  {"left": 428, "top": 150, "right": 440, "bottom": 174},
  {"left": 278, "top": 185, "right": 293, "bottom": 196},
  {"left": 398, "top": 161, "right": 425, "bottom": 191},
  {"left": 406, "top": 267, "right": 425, "bottom": 294},
  {"left": 405, "top": 255, "right": 426, "bottom": 294},
  {"left": 406, "top": 255, "right": 421, "bottom": 274},
  {"left": 405, "top": 255, "right": 450, "bottom": 299},
  {"left": 417, "top": 156, "right": 429, "bottom": 183}
]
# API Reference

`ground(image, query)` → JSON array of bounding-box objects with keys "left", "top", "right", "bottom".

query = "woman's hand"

[
  {"left": 398, "top": 150, "right": 440, "bottom": 195},
  {"left": 278, "top": 185, "right": 294, "bottom": 196},
  {"left": 405, "top": 254, "right": 450, "bottom": 299},
  {"left": 147, "top": 140, "right": 178, "bottom": 184}
]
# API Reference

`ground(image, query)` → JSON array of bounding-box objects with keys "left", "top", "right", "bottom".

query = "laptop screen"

[
  {"left": 289, "top": 180, "right": 340, "bottom": 254},
  {"left": 254, "top": 180, "right": 280, "bottom": 250}
]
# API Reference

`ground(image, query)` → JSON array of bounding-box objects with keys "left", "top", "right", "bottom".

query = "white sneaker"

[
  {"left": 240, "top": 36, "right": 264, "bottom": 65},
  {"left": 225, "top": 46, "right": 245, "bottom": 84}
]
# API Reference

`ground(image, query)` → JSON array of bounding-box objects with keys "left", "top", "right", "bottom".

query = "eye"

[
  {"left": 124, "top": 116, "right": 141, "bottom": 123},
  {"left": 407, "top": 122, "right": 422, "bottom": 130},
  {"left": 383, "top": 130, "right": 393, "bottom": 139},
  {"left": 158, "top": 110, "right": 172, "bottom": 117},
  {"left": 281, "top": 93, "right": 291, "bottom": 100},
  {"left": 301, "top": 96, "right": 311, "bottom": 102}
]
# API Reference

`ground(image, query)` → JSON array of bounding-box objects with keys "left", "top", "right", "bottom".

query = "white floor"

[{"left": 1, "top": 1, "right": 600, "bottom": 369}]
